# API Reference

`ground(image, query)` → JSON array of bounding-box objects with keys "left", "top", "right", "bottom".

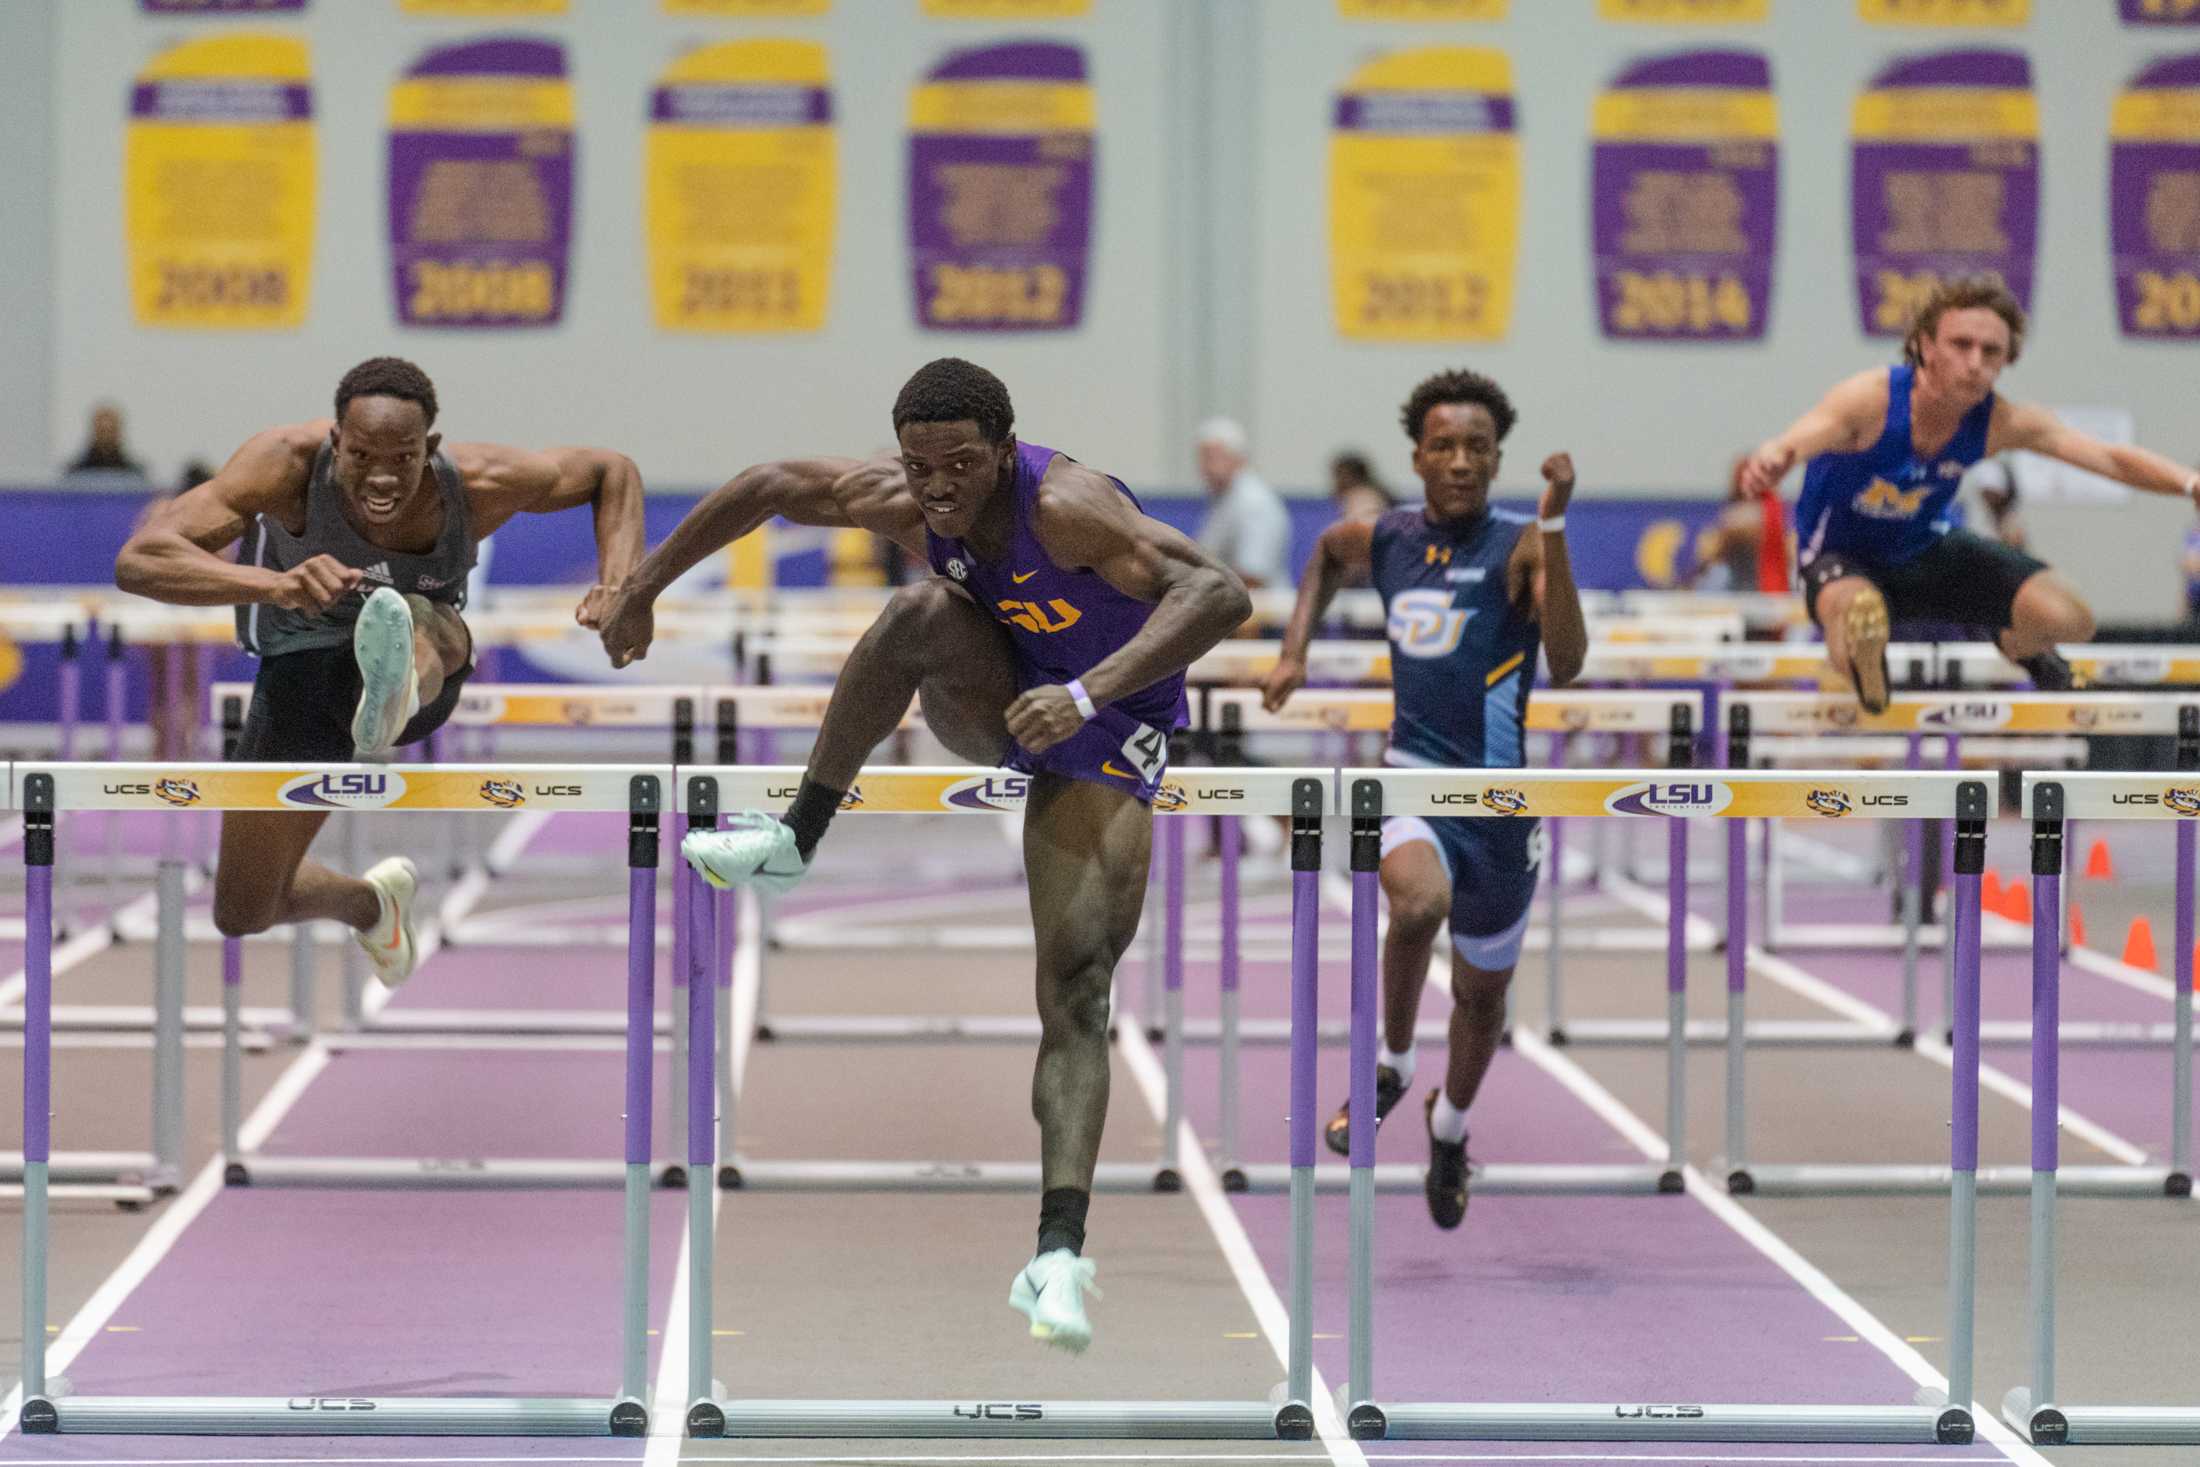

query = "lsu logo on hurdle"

[
  {"left": 154, "top": 778, "right": 201, "bottom": 808},
  {"left": 944, "top": 774, "right": 1029, "bottom": 812},
  {"left": 1484, "top": 787, "right": 1530, "bottom": 815},
  {"left": 278, "top": 772, "right": 406, "bottom": 810},
  {"left": 1806, "top": 788, "right": 1852, "bottom": 818},
  {"left": 1604, "top": 781, "right": 1733, "bottom": 817},
  {"left": 478, "top": 779, "right": 526, "bottom": 809},
  {"left": 2169, "top": 788, "right": 2200, "bottom": 818}
]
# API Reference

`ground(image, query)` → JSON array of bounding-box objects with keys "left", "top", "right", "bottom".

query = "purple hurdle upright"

[
  {"left": 1285, "top": 779, "right": 1323, "bottom": 1426},
  {"left": 683, "top": 780, "right": 724, "bottom": 1435},
  {"left": 622, "top": 774, "right": 663, "bottom": 1415},
  {"left": 18, "top": 775, "right": 56, "bottom": 1418},
  {"left": 1216, "top": 807, "right": 1244, "bottom": 1188}
]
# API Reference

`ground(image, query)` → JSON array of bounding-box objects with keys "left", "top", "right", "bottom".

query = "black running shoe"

[
  {"left": 1323, "top": 1064, "right": 1408, "bottom": 1157},
  {"left": 1423, "top": 1090, "right": 1470, "bottom": 1230},
  {"left": 2016, "top": 647, "right": 2077, "bottom": 692}
]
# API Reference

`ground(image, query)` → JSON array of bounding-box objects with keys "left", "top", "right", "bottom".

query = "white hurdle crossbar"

[
  {"left": 2004, "top": 772, "right": 2199, "bottom": 1448},
  {"left": 12, "top": 760, "right": 666, "bottom": 1433},
  {"left": 1339, "top": 768, "right": 1988, "bottom": 1446},
  {"left": 673, "top": 765, "right": 1326, "bottom": 1440}
]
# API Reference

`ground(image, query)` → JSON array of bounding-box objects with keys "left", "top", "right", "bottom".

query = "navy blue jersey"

[
  {"left": 1371, "top": 506, "right": 1540, "bottom": 769},
  {"left": 1796, "top": 364, "right": 1995, "bottom": 569}
]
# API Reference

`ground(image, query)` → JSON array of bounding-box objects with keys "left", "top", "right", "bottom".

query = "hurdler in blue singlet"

[
  {"left": 1795, "top": 362, "right": 1994, "bottom": 570},
  {"left": 923, "top": 440, "right": 1190, "bottom": 805}
]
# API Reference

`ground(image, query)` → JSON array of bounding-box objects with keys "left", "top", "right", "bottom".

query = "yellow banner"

[
  {"left": 1859, "top": 0, "right": 2027, "bottom": 23},
  {"left": 125, "top": 34, "right": 315, "bottom": 330},
  {"left": 1600, "top": 0, "right": 1768, "bottom": 18},
  {"left": 1851, "top": 86, "right": 2037, "bottom": 138},
  {"left": 1331, "top": 47, "right": 1519, "bottom": 341},
  {"left": 907, "top": 81, "right": 1093, "bottom": 133},
  {"left": 2111, "top": 87, "right": 2200, "bottom": 140},
  {"left": 647, "top": 40, "right": 836, "bottom": 333},
  {"left": 1591, "top": 88, "right": 1778, "bottom": 140},
  {"left": 1339, "top": 0, "right": 1509, "bottom": 17},
  {"left": 922, "top": 0, "right": 1090, "bottom": 14}
]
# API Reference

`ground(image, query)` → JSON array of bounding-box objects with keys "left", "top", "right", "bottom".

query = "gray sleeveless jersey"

[{"left": 238, "top": 442, "right": 476, "bottom": 657}]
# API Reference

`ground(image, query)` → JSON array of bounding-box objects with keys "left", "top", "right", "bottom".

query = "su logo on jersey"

[
  {"left": 1851, "top": 477, "right": 1934, "bottom": 520},
  {"left": 997, "top": 598, "right": 1083, "bottom": 634}
]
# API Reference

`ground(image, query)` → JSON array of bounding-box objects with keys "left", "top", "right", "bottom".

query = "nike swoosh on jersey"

[
  {"left": 1011, "top": 570, "right": 1040, "bottom": 583},
  {"left": 1100, "top": 760, "right": 1138, "bottom": 780}
]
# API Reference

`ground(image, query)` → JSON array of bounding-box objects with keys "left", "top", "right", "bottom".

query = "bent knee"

[
  {"left": 1387, "top": 893, "right": 1449, "bottom": 937},
  {"left": 212, "top": 896, "right": 278, "bottom": 939},
  {"left": 1042, "top": 960, "right": 1115, "bottom": 1040}
]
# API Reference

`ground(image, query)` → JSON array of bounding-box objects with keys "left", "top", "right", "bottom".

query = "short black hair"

[
  {"left": 335, "top": 356, "right": 438, "bottom": 431},
  {"left": 892, "top": 358, "right": 1014, "bottom": 444},
  {"left": 1400, "top": 368, "right": 1515, "bottom": 447}
]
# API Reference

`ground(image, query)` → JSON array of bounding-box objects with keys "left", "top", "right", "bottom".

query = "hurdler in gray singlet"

[{"left": 237, "top": 442, "right": 476, "bottom": 658}]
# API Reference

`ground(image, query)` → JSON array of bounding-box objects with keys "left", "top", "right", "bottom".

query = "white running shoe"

[
  {"left": 682, "top": 811, "right": 810, "bottom": 896},
  {"left": 356, "top": 857, "right": 420, "bottom": 988},
  {"left": 1009, "top": 1249, "right": 1101, "bottom": 1354},
  {"left": 351, "top": 587, "right": 422, "bottom": 757}
]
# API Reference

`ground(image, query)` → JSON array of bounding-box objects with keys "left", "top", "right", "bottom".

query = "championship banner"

[
  {"left": 1850, "top": 48, "right": 2037, "bottom": 337},
  {"left": 124, "top": 33, "right": 315, "bottom": 330},
  {"left": 141, "top": 1, "right": 306, "bottom": 12},
  {"left": 2111, "top": 54, "right": 2200, "bottom": 337},
  {"left": 387, "top": 37, "right": 574, "bottom": 329},
  {"left": 1598, "top": 0, "right": 1767, "bottom": 20},
  {"left": 920, "top": 0, "right": 1091, "bottom": 15},
  {"left": 1857, "top": 0, "right": 2028, "bottom": 23},
  {"left": 907, "top": 42, "right": 1094, "bottom": 332},
  {"left": 647, "top": 40, "right": 836, "bottom": 333},
  {"left": 399, "top": 1, "right": 569, "bottom": 14},
  {"left": 663, "top": 0, "right": 828, "bottom": 11},
  {"left": 1591, "top": 50, "right": 1776, "bottom": 341},
  {"left": 2124, "top": 0, "right": 2200, "bottom": 23},
  {"left": 1330, "top": 47, "right": 1518, "bottom": 342},
  {"left": 1338, "top": 0, "right": 1509, "bottom": 18}
]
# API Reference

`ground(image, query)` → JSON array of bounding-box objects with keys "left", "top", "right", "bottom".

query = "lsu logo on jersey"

[
  {"left": 1388, "top": 588, "right": 1475, "bottom": 660},
  {"left": 997, "top": 598, "right": 1083, "bottom": 634},
  {"left": 1851, "top": 477, "right": 1934, "bottom": 520}
]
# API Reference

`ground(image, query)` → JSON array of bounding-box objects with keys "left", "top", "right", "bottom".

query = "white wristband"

[
  {"left": 1538, "top": 515, "right": 1567, "bottom": 534},
  {"left": 1064, "top": 678, "right": 1098, "bottom": 722}
]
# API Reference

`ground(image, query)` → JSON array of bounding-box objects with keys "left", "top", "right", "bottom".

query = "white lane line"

[
  {"left": 1114, "top": 1015, "right": 1364, "bottom": 1467},
  {"left": 0, "top": 812, "right": 514, "bottom": 1442},
  {"left": 1317, "top": 872, "right": 2043, "bottom": 1467},
  {"left": 643, "top": 888, "right": 758, "bottom": 1461},
  {"left": 1599, "top": 877, "right": 2159, "bottom": 1169}
]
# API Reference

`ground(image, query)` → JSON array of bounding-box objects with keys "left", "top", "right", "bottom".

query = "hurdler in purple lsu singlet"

[{"left": 923, "top": 441, "right": 1189, "bottom": 805}]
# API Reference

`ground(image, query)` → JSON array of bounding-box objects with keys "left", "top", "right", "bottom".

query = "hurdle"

[
  {"left": 1342, "top": 768, "right": 1987, "bottom": 1446},
  {"left": 2003, "top": 772, "right": 2199, "bottom": 1447},
  {"left": 1940, "top": 641, "right": 2200, "bottom": 689},
  {"left": 674, "top": 764, "right": 1323, "bottom": 1439},
  {"left": 13, "top": 760, "right": 661, "bottom": 1432}
]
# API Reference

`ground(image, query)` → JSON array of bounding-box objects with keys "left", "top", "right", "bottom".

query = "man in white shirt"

[{"left": 1194, "top": 417, "right": 1293, "bottom": 589}]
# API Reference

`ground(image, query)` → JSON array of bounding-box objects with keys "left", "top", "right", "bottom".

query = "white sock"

[
  {"left": 1429, "top": 1091, "right": 1469, "bottom": 1144},
  {"left": 1377, "top": 1043, "right": 1417, "bottom": 1087}
]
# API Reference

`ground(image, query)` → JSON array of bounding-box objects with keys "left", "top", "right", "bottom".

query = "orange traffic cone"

[
  {"left": 2085, "top": 839, "right": 2115, "bottom": 880},
  {"left": 2068, "top": 902, "right": 2087, "bottom": 948},
  {"left": 2124, "top": 916, "right": 2160, "bottom": 972},
  {"left": 2004, "top": 880, "right": 2032, "bottom": 925},
  {"left": 1982, "top": 870, "right": 2005, "bottom": 914}
]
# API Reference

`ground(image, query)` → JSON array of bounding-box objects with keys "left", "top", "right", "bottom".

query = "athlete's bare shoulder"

[{"left": 1818, "top": 367, "right": 1894, "bottom": 451}]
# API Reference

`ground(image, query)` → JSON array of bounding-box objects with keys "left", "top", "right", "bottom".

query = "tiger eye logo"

[
  {"left": 1151, "top": 783, "right": 1189, "bottom": 813},
  {"left": 479, "top": 779, "right": 525, "bottom": 809},
  {"left": 154, "top": 778, "right": 201, "bottom": 808},
  {"left": 1806, "top": 788, "right": 1852, "bottom": 818},
  {"left": 1483, "top": 788, "right": 1529, "bottom": 815},
  {"left": 2167, "top": 788, "right": 2200, "bottom": 818}
]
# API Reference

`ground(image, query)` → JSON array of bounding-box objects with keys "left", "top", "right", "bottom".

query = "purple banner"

[
  {"left": 907, "top": 42, "right": 1093, "bottom": 332},
  {"left": 141, "top": 0, "right": 307, "bottom": 11},
  {"left": 2124, "top": 0, "right": 2200, "bottom": 23},
  {"left": 1591, "top": 50, "right": 1776, "bottom": 341},
  {"left": 1850, "top": 49, "right": 2038, "bottom": 337},
  {"left": 387, "top": 37, "right": 573, "bottom": 330},
  {"left": 2111, "top": 54, "right": 2200, "bottom": 335}
]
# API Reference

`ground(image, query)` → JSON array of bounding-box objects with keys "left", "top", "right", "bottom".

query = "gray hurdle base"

[
  {"left": 675, "top": 766, "right": 1323, "bottom": 1441},
  {"left": 16, "top": 762, "right": 665, "bottom": 1436},
  {"left": 2004, "top": 773, "right": 2200, "bottom": 1447},
  {"left": 1341, "top": 769, "right": 1986, "bottom": 1446}
]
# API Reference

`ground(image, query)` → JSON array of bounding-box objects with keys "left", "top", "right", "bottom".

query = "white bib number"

[{"left": 1120, "top": 722, "right": 1168, "bottom": 782}]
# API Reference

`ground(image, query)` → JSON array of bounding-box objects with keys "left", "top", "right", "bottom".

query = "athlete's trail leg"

[
  {"left": 1380, "top": 842, "right": 1449, "bottom": 1053},
  {"left": 213, "top": 810, "right": 376, "bottom": 936},
  {"left": 1999, "top": 569, "right": 2095, "bottom": 660}
]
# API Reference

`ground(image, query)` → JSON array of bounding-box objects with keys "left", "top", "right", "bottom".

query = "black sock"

[
  {"left": 779, "top": 778, "right": 846, "bottom": 862},
  {"left": 1037, "top": 1186, "right": 1090, "bottom": 1258}
]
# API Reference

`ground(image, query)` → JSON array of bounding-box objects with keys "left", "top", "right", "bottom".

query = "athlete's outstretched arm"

[
  {"left": 596, "top": 455, "right": 924, "bottom": 666},
  {"left": 455, "top": 441, "right": 648, "bottom": 631},
  {"left": 1992, "top": 402, "right": 2200, "bottom": 502},
  {"left": 1740, "top": 370, "right": 1889, "bottom": 497},
  {"left": 1260, "top": 519, "right": 1375, "bottom": 712},
  {"left": 114, "top": 423, "right": 356, "bottom": 610},
  {"left": 1507, "top": 453, "right": 1587, "bottom": 686},
  {"left": 1013, "top": 461, "right": 1252, "bottom": 754}
]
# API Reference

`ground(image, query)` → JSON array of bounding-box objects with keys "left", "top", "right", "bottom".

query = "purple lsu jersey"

[{"left": 924, "top": 440, "right": 1189, "bottom": 803}]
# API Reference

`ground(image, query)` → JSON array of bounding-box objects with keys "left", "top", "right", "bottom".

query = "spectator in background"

[
  {"left": 1329, "top": 450, "right": 1396, "bottom": 523},
  {"left": 1685, "top": 453, "right": 1790, "bottom": 593},
  {"left": 1195, "top": 416, "right": 1292, "bottom": 590},
  {"left": 66, "top": 402, "right": 147, "bottom": 478}
]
